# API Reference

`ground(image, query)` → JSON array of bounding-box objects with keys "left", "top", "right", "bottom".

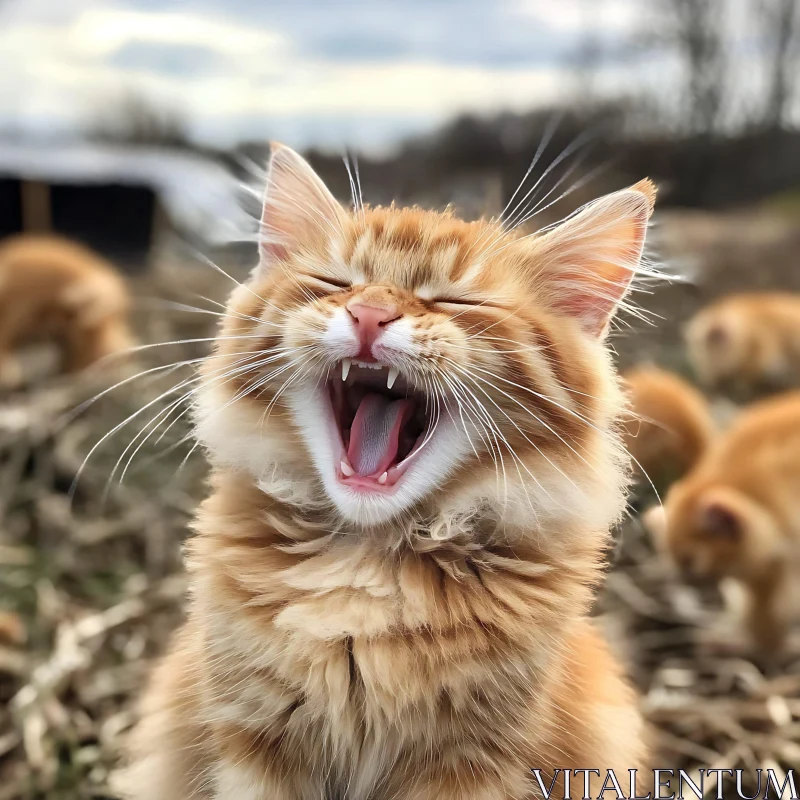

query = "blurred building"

[{"left": 0, "top": 142, "right": 248, "bottom": 269}]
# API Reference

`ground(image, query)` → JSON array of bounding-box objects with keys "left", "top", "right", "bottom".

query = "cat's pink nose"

[{"left": 346, "top": 302, "right": 401, "bottom": 359}]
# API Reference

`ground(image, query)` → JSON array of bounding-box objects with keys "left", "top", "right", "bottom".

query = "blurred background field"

[{"left": 1, "top": 0, "right": 800, "bottom": 797}]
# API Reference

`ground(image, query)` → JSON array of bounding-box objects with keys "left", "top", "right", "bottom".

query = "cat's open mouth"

[{"left": 327, "top": 359, "right": 432, "bottom": 491}]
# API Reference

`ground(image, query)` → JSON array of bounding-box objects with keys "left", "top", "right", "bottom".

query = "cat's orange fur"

[
  {"left": 0, "top": 234, "right": 133, "bottom": 387},
  {"left": 647, "top": 391, "right": 800, "bottom": 656},
  {"left": 622, "top": 366, "right": 715, "bottom": 488},
  {"left": 119, "top": 144, "right": 656, "bottom": 799},
  {"left": 686, "top": 292, "right": 800, "bottom": 394}
]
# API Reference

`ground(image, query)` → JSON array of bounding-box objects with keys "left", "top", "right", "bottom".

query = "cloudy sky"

[{"left": 0, "top": 0, "right": 653, "bottom": 152}]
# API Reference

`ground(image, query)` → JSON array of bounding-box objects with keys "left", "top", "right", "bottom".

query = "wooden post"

[
  {"left": 20, "top": 180, "right": 52, "bottom": 233},
  {"left": 482, "top": 171, "right": 504, "bottom": 218},
  {"left": 147, "top": 197, "right": 167, "bottom": 271}
]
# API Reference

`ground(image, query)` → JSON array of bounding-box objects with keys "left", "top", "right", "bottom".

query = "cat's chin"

[{"left": 287, "top": 367, "right": 471, "bottom": 526}]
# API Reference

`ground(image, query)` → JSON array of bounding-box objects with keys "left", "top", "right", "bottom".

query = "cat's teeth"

[
  {"left": 341, "top": 460, "right": 354, "bottom": 476},
  {"left": 378, "top": 472, "right": 388, "bottom": 485},
  {"left": 387, "top": 367, "right": 399, "bottom": 389},
  {"left": 341, "top": 359, "right": 352, "bottom": 381}
]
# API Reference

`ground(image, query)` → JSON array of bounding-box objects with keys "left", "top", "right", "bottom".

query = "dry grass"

[{"left": 0, "top": 366, "right": 203, "bottom": 799}]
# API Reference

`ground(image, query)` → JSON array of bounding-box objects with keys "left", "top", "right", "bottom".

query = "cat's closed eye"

[
  {"left": 433, "top": 297, "right": 475, "bottom": 307},
  {"left": 305, "top": 274, "right": 351, "bottom": 291},
  {"left": 433, "top": 297, "right": 492, "bottom": 308},
  {"left": 434, "top": 296, "right": 504, "bottom": 310}
]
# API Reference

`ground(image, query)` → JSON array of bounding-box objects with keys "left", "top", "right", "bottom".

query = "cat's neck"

[{"left": 187, "top": 467, "right": 605, "bottom": 645}]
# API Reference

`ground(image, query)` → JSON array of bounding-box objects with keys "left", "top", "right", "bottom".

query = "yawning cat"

[{"left": 119, "top": 143, "right": 656, "bottom": 799}]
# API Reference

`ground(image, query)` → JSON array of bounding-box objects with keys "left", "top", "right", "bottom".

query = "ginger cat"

[
  {"left": 647, "top": 391, "right": 800, "bottom": 657},
  {"left": 0, "top": 234, "right": 133, "bottom": 387},
  {"left": 119, "top": 144, "right": 656, "bottom": 799},
  {"left": 622, "top": 366, "right": 715, "bottom": 490},
  {"left": 686, "top": 292, "right": 800, "bottom": 394}
]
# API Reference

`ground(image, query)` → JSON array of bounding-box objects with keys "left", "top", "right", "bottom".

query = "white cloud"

[
  {"left": 69, "top": 8, "right": 287, "bottom": 58},
  {"left": 0, "top": 0, "right": 645, "bottom": 149}
]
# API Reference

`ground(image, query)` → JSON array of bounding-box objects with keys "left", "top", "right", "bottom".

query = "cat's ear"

[
  {"left": 256, "top": 142, "right": 344, "bottom": 275},
  {"left": 525, "top": 179, "right": 656, "bottom": 337}
]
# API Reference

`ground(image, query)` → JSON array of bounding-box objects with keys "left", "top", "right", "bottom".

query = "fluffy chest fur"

[{"left": 181, "top": 476, "right": 610, "bottom": 798}]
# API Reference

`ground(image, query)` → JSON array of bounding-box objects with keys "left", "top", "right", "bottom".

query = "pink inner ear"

[
  {"left": 256, "top": 143, "right": 343, "bottom": 272},
  {"left": 531, "top": 187, "right": 653, "bottom": 338},
  {"left": 261, "top": 240, "right": 289, "bottom": 264},
  {"left": 553, "top": 261, "right": 640, "bottom": 339},
  {"left": 559, "top": 265, "right": 636, "bottom": 333}
]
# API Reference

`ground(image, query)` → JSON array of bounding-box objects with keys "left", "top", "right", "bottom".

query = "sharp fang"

[
  {"left": 378, "top": 472, "right": 388, "bottom": 485},
  {"left": 387, "top": 367, "right": 399, "bottom": 389},
  {"left": 341, "top": 460, "right": 354, "bottom": 476},
  {"left": 341, "top": 359, "right": 352, "bottom": 381}
]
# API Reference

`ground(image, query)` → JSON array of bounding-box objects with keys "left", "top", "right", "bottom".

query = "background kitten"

[
  {"left": 646, "top": 390, "right": 800, "bottom": 658},
  {"left": 685, "top": 292, "right": 800, "bottom": 396},
  {"left": 0, "top": 235, "right": 134, "bottom": 388},
  {"left": 622, "top": 365, "right": 716, "bottom": 491}
]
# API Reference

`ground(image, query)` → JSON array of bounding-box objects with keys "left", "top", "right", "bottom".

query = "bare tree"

[
  {"left": 86, "top": 92, "right": 191, "bottom": 149},
  {"left": 570, "top": 0, "right": 605, "bottom": 103},
  {"left": 659, "top": 0, "right": 729, "bottom": 134},
  {"left": 758, "top": 0, "right": 800, "bottom": 130},
  {"left": 577, "top": 0, "right": 732, "bottom": 135}
]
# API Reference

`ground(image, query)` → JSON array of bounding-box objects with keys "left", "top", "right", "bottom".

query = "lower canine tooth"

[
  {"left": 341, "top": 461, "right": 354, "bottom": 476},
  {"left": 341, "top": 359, "right": 352, "bottom": 381},
  {"left": 378, "top": 472, "right": 388, "bottom": 485},
  {"left": 387, "top": 367, "right": 399, "bottom": 389}
]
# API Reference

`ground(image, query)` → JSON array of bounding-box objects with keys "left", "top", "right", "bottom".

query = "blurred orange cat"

[
  {"left": 686, "top": 292, "right": 800, "bottom": 394},
  {"left": 118, "top": 144, "right": 656, "bottom": 799},
  {"left": 622, "top": 366, "right": 715, "bottom": 489},
  {"left": 0, "top": 234, "right": 133, "bottom": 387},
  {"left": 647, "top": 391, "right": 800, "bottom": 656}
]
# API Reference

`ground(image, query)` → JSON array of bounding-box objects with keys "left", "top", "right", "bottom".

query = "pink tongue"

[{"left": 347, "top": 394, "right": 410, "bottom": 476}]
